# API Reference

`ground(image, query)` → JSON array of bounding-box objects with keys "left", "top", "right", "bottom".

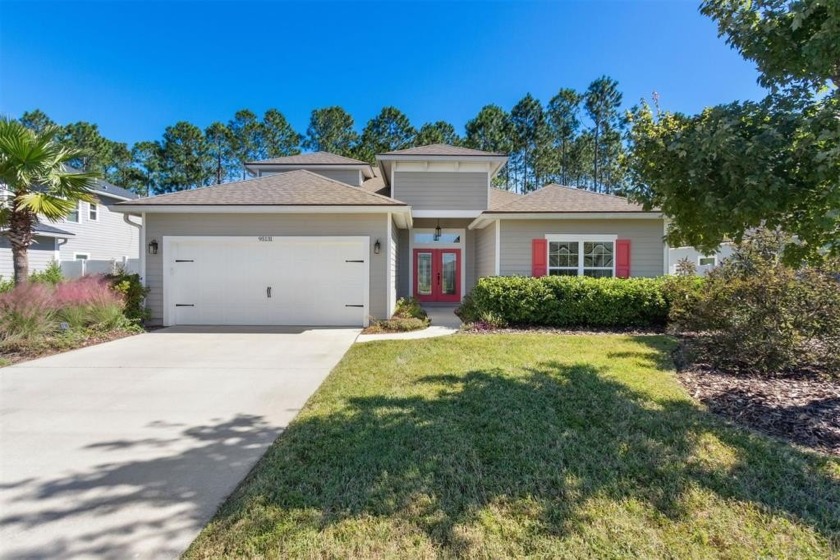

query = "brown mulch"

[
  {"left": 0, "top": 329, "right": 141, "bottom": 367},
  {"left": 678, "top": 365, "right": 840, "bottom": 456}
]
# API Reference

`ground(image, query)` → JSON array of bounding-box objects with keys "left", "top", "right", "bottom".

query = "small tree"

[{"left": 0, "top": 119, "right": 97, "bottom": 284}]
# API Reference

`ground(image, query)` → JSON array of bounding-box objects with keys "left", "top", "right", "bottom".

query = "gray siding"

[
  {"left": 261, "top": 168, "right": 361, "bottom": 186},
  {"left": 0, "top": 236, "right": 56, "bottom": 280},
  {"left": 393, "top": 172, "right": 488, "bottom": 211},
  {"left": 58, "top": 196, "right": 140, "bottom": 261},
  {"left": 475, "top": 220, "right": 497, "bottom": 279},
  {"left": 397, "top": 229, "right": 410, "bottom": 298},
  {"left": 144, "top": 213, "right": 389, "bottom": 324},
  {"left": 390, "top": 217, "right": 399, "bottom": 314},
  {"left": 499, "top": 219, "right": 665, "bottom": 277}
]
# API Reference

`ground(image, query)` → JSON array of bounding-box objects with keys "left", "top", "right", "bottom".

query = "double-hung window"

[
  {"left": 547, "top": 235, "right": 616, "bottom": 278},
  {"left": 89, "top": 202, "right": 98, "bottom": 221},
  {"left": 66, "top": 201, "right": 80, "bottom": 223}
]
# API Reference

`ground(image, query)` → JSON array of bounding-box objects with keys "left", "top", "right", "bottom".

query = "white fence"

[{"left": 60, "top": 258, "right": 140, "bottom": 279}]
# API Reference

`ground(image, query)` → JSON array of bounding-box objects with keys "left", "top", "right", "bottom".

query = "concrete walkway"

[
  {"left": 0, "top": 327, "right": 359, "bottom": 559},
  {"left": 356, "top": 306, "right": 462, "bottom": 343}
]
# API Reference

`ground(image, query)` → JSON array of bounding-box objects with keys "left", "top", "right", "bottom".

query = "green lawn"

[{"left": 185, "top": 334, "right": 839, "bottom": 559}]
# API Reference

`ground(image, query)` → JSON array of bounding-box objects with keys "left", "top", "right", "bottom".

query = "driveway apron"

[{"left": 0, "top": 326, "right": 358, "bottom": 559}]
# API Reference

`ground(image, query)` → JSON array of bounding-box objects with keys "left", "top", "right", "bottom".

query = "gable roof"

[
  {"left": 380, "top": 143, "right": 505, "bottom": 157},
  {"left": 485, "top": 184, "right": 650, "bottom": 213},
  {"left": 115, "top": 169, "right": 406, "bottom": 208},
  {"left": 247, "top": 152, "right": 368, "bottom": 166}
]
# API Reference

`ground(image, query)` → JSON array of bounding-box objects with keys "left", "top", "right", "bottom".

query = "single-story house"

[
  {"left": 0, "top": 223, "right": 74, "bottom": 280},
  {"left": 113, "top": 144, "right": 666, "bottom": 327}
]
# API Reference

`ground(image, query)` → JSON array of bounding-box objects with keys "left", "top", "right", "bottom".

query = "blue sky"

[{"left": 1, "top": 0, "right": 766, "bottom": 147}]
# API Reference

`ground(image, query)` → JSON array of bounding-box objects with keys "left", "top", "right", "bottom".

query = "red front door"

[{"left": 413, "top": 248, "right": 461, "bottom": 303}]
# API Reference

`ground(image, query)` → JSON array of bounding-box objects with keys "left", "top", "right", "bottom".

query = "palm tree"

[{"left": 0, "top": 118, "right": 98, "bottom": 284}]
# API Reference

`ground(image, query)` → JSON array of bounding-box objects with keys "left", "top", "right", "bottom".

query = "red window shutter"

[
  {"left": 616, "top": 239, "right": 631, "bottom": 278},
  {"left": 532, "top": 239, "right": 548, "bottom": 277}
]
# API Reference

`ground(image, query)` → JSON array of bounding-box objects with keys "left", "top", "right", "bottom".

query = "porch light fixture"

[
  {"left": 147, "top": 239, "right": 159, "bottom": 255},
  {"left": 434, "top": 221, "right": 442, "bottom": 241},
  {"left": 373, "top": 240, "right": 381, "bottom": 254}
]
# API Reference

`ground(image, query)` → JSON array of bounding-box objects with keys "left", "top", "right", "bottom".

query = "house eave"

[{"left": 468, "top": 211, "right": 664, "bottom": 230}]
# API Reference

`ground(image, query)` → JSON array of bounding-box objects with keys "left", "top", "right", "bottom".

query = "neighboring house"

[
  {"left": 0, "top": 178, "right": 141, "bottom": 279},
  {"left": 57, "top": 179, "right": 141, "bottom": 263},
  {"left": 669, "top": 244, "right": 736, "bottom": 275},
  {"left": 0, "top": 223, "right": 74, "bottom": 280},
  {"left": 113, "top": 144, "right": 666, "bottom": 327}
]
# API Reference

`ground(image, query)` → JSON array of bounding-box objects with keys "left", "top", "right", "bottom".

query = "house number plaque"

[{"left": 258, "top": 236, "right": 273, "bottom": 242}]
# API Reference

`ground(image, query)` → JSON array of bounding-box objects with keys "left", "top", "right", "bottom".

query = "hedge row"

[{"left": 458, "top": 276, "right": 670, "bottom": 328}]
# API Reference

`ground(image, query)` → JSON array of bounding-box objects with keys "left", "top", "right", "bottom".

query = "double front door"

[{"left": 413, "top": 248, "right": 461, "bottom": 303}]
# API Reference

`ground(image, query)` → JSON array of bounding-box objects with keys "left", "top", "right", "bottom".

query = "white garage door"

[{"left": 164, "top": 236, "right": 369, "bottom": 326}]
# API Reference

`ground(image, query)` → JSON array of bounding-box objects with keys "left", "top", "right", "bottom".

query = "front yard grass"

[{"left": 185, "top": 334, "right": 839, "bottom": 559}]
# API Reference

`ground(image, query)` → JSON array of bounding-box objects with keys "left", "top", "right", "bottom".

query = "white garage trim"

[{"left": 162, "top": 236, "right": 370, "bottom": 327}]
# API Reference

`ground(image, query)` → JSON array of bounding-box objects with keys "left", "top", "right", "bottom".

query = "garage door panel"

[{"left": 166, "top": 237, "right": 368, "bottom": 326}]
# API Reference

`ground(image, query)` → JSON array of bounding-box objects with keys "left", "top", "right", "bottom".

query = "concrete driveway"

[{"left": 0, "top": 326, "right": 359, "bottom": 559}]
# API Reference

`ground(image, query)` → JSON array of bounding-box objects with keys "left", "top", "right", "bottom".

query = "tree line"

[{"left": 19, "top": 75, "right": 628, "bottom": 196}]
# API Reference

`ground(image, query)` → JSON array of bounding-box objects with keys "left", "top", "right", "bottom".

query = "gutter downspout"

[{"left": 123, "top": 213, "right": 145, "bottom": 285}]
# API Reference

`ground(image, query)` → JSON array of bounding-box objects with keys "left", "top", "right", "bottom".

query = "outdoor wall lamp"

[
  {"left": 148, "top": 239, "right": 159, "bottom": 255},
  {"left": 374, "top": 240, "right": 381, "bottom": 254},
  {"left": 434, "top": 221, "right": 442, "bottom": 241}
]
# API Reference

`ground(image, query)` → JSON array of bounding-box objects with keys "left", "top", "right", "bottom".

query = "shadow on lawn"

[{"left": 202, "top": 350, "right": 839, "bottom": 555}]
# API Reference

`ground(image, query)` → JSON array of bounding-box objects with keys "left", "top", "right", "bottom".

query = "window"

[
  {"left": 698, "top": 255, "right": 717, "bottom": 267},
  {"left": 74, "top": 253, "right": 89, "bottom": 261},
  {"left": 66, "top": 201, "right": 80, "bottom": 223},
  {"left": 547, "top": 237, "right": 615, "bottom": 277},
  {"left": 413, "top": 232, "right": 462, "bottom": 244},
  {"left": 89, "top": 202, "right": 98, "bottom": 221}
]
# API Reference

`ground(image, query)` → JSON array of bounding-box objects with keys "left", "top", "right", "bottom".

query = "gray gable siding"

[
  {"left": 499, "top": 219, "right": 665, "bottom": 278},
  {"left": 393, "top": 171, "right": 488, "bottom": 211},
  {"left": 0, "top": 236, "right": 56, "bottom": 279},
  {"left": 58, "top": 197, "right": 140, "bottom": 261},
  {"left": 143, "top": 213, "right": 389, "bottom": 325}
]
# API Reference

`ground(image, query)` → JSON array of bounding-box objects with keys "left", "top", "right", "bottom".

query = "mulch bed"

[
  {"left": 678, "top": 365, "right": 840, "bottom": 456},
  {"left": 0, "top": 329, "right": 141, "bottom": 367}
]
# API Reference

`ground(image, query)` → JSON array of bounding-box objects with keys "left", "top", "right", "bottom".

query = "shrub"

[
  {"left": 465, "top": 276, "right": 669, "bottom": 329},
  {"left": 393, "top": 297, "right": 427, "bottom": 321},
  {"left": 0, "top": 282, "right": 56, "bottom": 340},
  {"left": 29, "top": 261, "right": 63, "bottom": 285},
  {"left": 670, "top": 231, "right": 840, "bottom": 375},
  {"left": 106, "top": 269, "right": 150, "bottom": 323}
]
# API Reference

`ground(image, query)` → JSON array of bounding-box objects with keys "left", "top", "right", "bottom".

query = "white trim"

[
  {"left": 53, "top": 238, "right": 60, "bottom": 262},
  {"left": 413, "top": 210, "right": 483, "bottom": 218},
  {"left": 162, "top": 235, "right": 370, "bottom": 328},
  {"left": 122, "top": 212, "right": 145, "bottom": 284},
  {"left": 469, "top": 212, "right": 663, "bottom": 230},
  {"left": 544, "top": 234, "right": 618, "bottom": 278},
  {"left": 545, "top": 234, "right": 618, "bottom": 242},
  {"left": 698, "top": 255, "right": 717, "bottom": 267},
  {"left": 113, "top": 204, "right": 408, "bottom": 214},
  {"left": 386, "top": 213, "right": 394, "bottom": 318},
  {"left": 88, "top": 202, "right": 98, "bottom": 221},
  {"left": 494, "top": 219, "right": 500, "bottom": 276},
  {"left": 65, "top": 201, "right": 81, "bottom": 223}
]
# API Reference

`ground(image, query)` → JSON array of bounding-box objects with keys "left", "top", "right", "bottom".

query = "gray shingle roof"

[
  {"left": 379, "top": 143, "right": 506, "bottom": 157},
  {"left": 486, "top": 184, "right": 651, "bottom": 213},
  {"left": 489, "top": 188, "right": 522, "bottom": 210},
  {"left": 33, "top": 223, "right": 74, "bottom": 237},
  {"left": 248, "top": 152, "right": 368, "bottom": 166},
  {"left": 118, "top": 169, "right": 405, "bottom": 207},
  {"left": 93, "top": 179, "right": 138, "bottom": 200}
]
